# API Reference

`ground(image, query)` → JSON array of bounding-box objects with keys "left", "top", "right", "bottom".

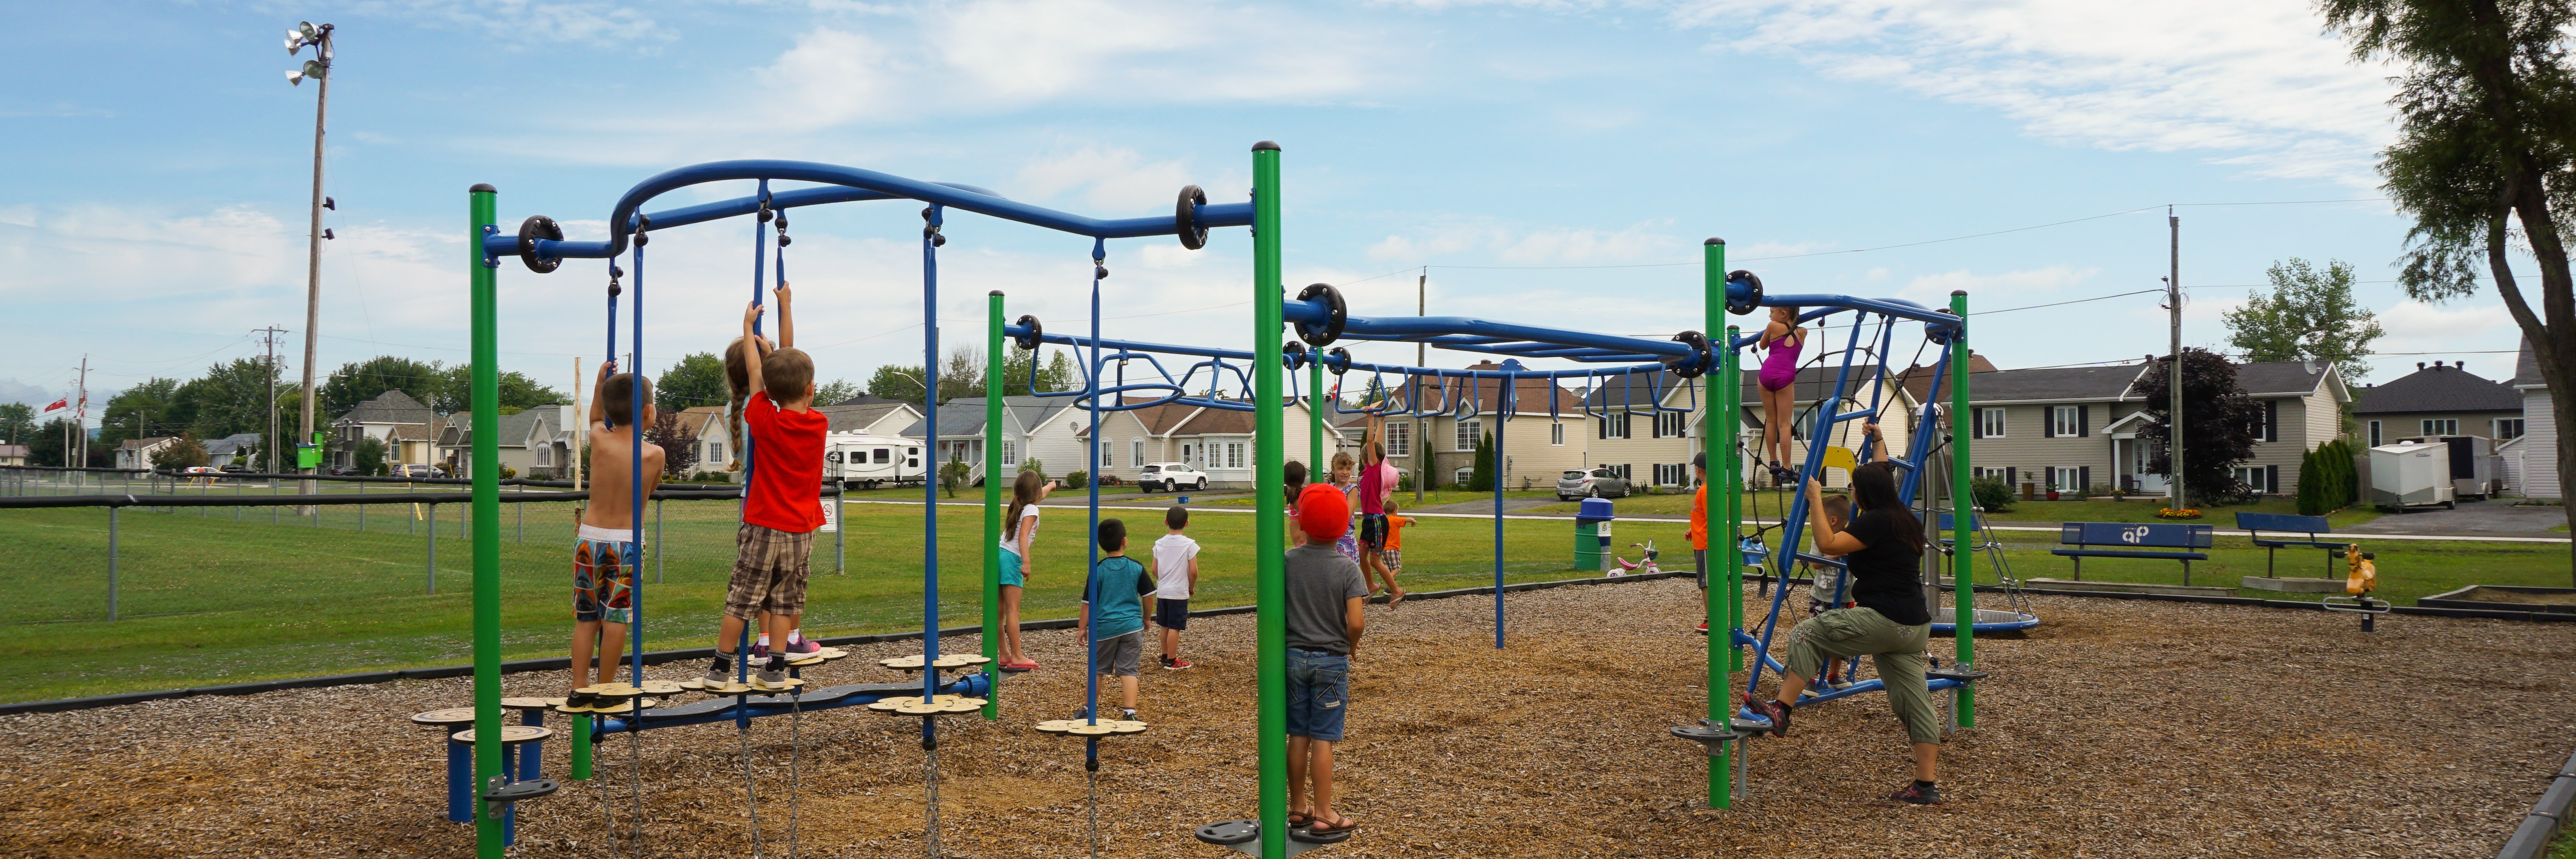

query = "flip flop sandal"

[
  {"left": 1305, "top": 816, "right": 1359, "bottom": 836},
  {"left": 1287, "top": 811, "right": 1310, "bottom": 828}
]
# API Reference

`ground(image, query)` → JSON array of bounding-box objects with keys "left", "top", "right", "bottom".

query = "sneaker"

[
  {"left": 700, "top": 657, "right": 736, "bottom": 685},
  {"left": 783, "top": 638, "right": 824, "bottom": 658},
  {"left": 1695, "top": 620, "right": 1709, "bottom": 633},
  {"left": 1164, "top": 658, "right": 1196, "bottom": 670},
  {"left": 1825, "top": 674, "right": 1854, "bottom": 690},
  {"left": 751, "top": 660, "right": 791, "bottom": 691},
  {"left": 1889, "top": 782, "right": 1943, "bottom": 805},
  {"left": 750, "top": 643, "right": 769, "bottom": 662},
  {"left": 1119, "top": 708, "right": 1137, "bottom": 722},
  {"left": 1743, "top": 695, "right": 1792, "bottom": 737}
]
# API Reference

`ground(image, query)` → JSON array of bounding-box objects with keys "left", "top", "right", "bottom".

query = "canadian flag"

[{"left": 40, "top": 397, "right": 68, "bottom": 414}]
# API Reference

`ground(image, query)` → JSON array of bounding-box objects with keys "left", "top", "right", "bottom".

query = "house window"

[
  {"left": 1656, "top": 411, "right": 1686, "bottom": 438},
  {"left": 2496, "top": 418, "right": 2526, "bottom": 440},
  {"left": 709, "top": 441, "right": 725, "bottom": 464},
  {"left": 1224, "top": 442, "right": 1245, "bottom": 469},
  {"left": 1653, "top": 462, "right": 1687, "bottom": 487},
  {"left": 2368, "top": 420, "right": 2382, "bottom": 447},
  {"left": 1385, "top": 423, "right": 1410, "bottom": 457},
  {"left": 1131, "top": 439, "right": 1144, "bottom": 467},
  {"left": 2053, "top": 466, "right": 2085, "bottom": 493},
  {"left": 2421, "top": 418, "right": 2458, "bottom": 436},
  {"left": 1600, "top": 411, "right": 1630, "bottom": 439},
  {"left": 1975, "top": 466, "right": 2007, "bottom": 481},
  {"left": 2236, "top": 466, "right": 2269, "bottom": 493},
  {"left": 1978, "top": 408, "right": 2006, "bottom": 438},
  {"left": 1099, "top": 441, "right": 1113, "bottom": 467},
  {"left": 1608, "top": 463, "right": 1633, "bottom": 481},
  {"left": 1001, "top": 441, "right": 1017, "bottom": 465},
  {"left": 2053, "top": 406, "right": 2080, "bottom": 438},
  {"left": 1457, "top": 420, "right": 1482, "bottom": 451}
]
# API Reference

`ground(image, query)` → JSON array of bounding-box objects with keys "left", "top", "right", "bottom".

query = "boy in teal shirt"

[{"left": 1078, "top": 518, "right": 1157, "bottom": 721}]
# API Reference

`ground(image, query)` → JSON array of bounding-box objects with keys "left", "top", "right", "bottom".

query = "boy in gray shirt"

[{"left": 1284, "top": 482, "right": 1367, "bottom": 838}]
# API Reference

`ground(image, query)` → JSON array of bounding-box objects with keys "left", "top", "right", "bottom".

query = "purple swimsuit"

[{"left": 1759, "top": 327, "right": 1804, "bottom": 392}]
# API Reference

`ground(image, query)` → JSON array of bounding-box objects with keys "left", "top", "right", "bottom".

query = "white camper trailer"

[
  {"left": 827, "top": 433, "right": 926, "bottom": 489},
  {"left": 2369, "top": 440, "right": 2458, "bottom": 512}
]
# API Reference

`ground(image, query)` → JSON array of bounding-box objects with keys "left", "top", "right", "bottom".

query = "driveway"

[{"left": 2340, "top": 499, "right": 2567, "bottom": 537}]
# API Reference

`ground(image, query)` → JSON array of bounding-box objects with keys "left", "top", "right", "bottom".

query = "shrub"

[
  {"left": 1019, "top": 458, "right": 1046, "bottom": 482},
  {"left": 940, "top": 459, "right": 972, "bottom": 498},
  {"left": 1970, "top": 475, "right": 2016, "bottom": 512},
  {"left": 499, "top": 466, "right": 517, "bottom": 480},
  {"left": 1064, "top": 469, "right": 1090, "bottom": 490}
]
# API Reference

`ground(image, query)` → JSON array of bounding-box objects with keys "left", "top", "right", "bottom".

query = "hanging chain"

[
  {"left": 739, "top": 710, "right": 764, "bottom": 859},
  {"left": 924, "top": 725, "right": 942, "bottom": 859}
]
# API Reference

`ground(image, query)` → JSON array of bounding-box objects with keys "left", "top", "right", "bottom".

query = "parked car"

[
  {"left": 1137, "top": 462, "right": 1208, "bottom": 493},
  {"left": 221, "top": 463, "right": 252, "bottom": 473},
  {"left": 1556, "top": 467, "right": 1631, "bottom": 500},
  {"left": 393, "top": 463, "right": 441, "bottom": 479}
]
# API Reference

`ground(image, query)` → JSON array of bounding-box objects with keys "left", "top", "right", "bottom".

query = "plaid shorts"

[
  {"left": 1379, "top": 549, "right": 1402, "bottom": 571},
  {"left": 573, "top": 538, "right": 638, "bottom": 624},
  {"left": 725, "top": 523, "right": 815, "bottom": 618}
]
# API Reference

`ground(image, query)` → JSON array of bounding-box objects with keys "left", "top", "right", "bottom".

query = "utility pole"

[
  {"left": 2167, "top": 207, "right": 2185, "bottom": 512},
  {"left": 257, "top": 326, "right": 287, "bottom": 474},
  {"left": 1416, "top": 268, "right": 1427, "bottom": 503},
  {"left": 285, "top": 21, "right": 335, "bottom": 500}
]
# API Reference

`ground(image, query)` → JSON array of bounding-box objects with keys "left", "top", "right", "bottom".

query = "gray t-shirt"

[{"left": 1285, "top": 543, "right": 1368, "bottom": 654}]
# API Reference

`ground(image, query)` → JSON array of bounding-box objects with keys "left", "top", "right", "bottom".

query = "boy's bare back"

[{"left": 583, "top": 363, "right": 665, "bottom": 532}]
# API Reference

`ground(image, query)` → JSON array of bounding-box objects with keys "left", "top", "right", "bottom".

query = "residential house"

[
  {"left": 2501, "top": 340, "right": 2559, "bottom": 499},
  {"left": 202, "top": 433, "right": 264, "bottom": 469},
  {"left": 675, "top": 405, "right": 733, "bottom": 475},
  {"left": 1735, "top": 365, "right": 1917, "bottom": 491},
  {"left": 2350, "top": 360, "right": 2524, "bottom": 446},
  {"left": 817, "top": 400, "right": 922, "bottom": 439},
  {"left": 1907, "top": 357, "right": 2348, "bottom": 498},
  {"left": 116, "top": 436, "right": 178, "bottom": 470},
  {"left": 899, "top": 396, "right": 1078, "bottom": 486},
  {"left": 331, "top": 390, "right": 442, "bottom": 470},
  {"left": 0, "top": 444, "right": 25, "bottom": 467},
  {"left": 437, "top": 405, "right": 579, "bottom": 478},
  {"left": 1373, "top": 361, "right": 1589, "bottom": 491}
]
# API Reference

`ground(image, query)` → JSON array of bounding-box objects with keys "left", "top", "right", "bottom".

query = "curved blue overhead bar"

[{"left": 477, "top": 158, "right": 1255, "bottom": 265}]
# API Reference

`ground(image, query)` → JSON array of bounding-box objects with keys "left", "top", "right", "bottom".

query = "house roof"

[
  {"left": 336, "top": 390, "right": 434, "bottom": 425},
  {"left": 2512, "top": 338, "right": 2544, "bottom": 389},
  {"left": 814, "top": 402, "right": 917, "bottom": 434},
  {"left": 1893, "top": 352, "right": 2000, "bottom": 403},
  {"left": 0, "top": 444, "right": 26, "bottom": 457},
  {"left": 826, "top": 393, "right": 910, "bottom": 408},
  {"left": 1955, "top": 362, "right": 2148, "bottom": 403},
  {"left": 897, "top": 396, "right": 1073, "bottom": 440},
  {"left": 389, "top": 416, "right": 444, "bottom": 442},
  {"left": 1075, "top": 398, "right": 1316, "bottom": 439},
  {"left": 2351, "top": 362, "right": 2520, "bottom": 415},
  {"left": 120, "top": 436, "right": 176, "bottom": 451},
  {"left": 2233, "top": 360, "right": 2340, "bottom": 398},
  {"left": 1381, "top": 362, "right": 1586, "bottom": 415},
  {"left": 203, "top": 432, "right": 263, "bottom": 455}
]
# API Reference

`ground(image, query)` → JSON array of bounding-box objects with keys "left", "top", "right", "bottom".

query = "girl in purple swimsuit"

[{"left": 1757, "top": 305, "right": 1805, "bottom": 485}]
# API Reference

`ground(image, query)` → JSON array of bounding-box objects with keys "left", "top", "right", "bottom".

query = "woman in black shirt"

[{"left": 1744, "top": 422, "right": 1947, "bottom": 804}]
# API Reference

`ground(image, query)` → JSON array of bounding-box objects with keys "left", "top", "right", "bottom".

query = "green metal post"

[
  {"left": 1703, "top": 239, "right": 1730, "bottom": 808},
  {"left": 983, "top": 291, "right": 1005, "bottom": 719},
  {"left": 570, "top": 713, "right": 591, "bottom": 780},
  {"left": 1309, "top": 360, "right": 1324, "bottom": 475},
  {"left": 1250, "top": 140, "right": 1288, "bottom": 859},
  {"left": 1948, "top": 289, "right": 1976, "bottom": 727},
  {"left": 467, "top": 183, "right": 504, "bottom": 859},
  {"left": 1725, "top": 327, "right": 1744, "bottom": 675}
]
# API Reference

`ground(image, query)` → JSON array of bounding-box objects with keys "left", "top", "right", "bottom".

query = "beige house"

[
  {"left": 330, "top": 390, "right": 442, "bottom": 469},
  {"left": 2351, "top": 360, "right": 2523, "bottom": 447},
  {"left": 1728, "top": 366, "right": 1918, "bottom": 491},
  {"left": 1369, "top": 362, "right": 1587, "bottom": 491},
  {"left": 437, "top": 405, "right": 580, "bottom": 478},
  {"left": 1077, "top": 397, "right": 1340, "bottom": 488},
  {"left": 0, "top": 444, "right": 26, "bottom": 467},
  {"left": 1901, "top": 356, "right": 2348, "bottom": 498}
]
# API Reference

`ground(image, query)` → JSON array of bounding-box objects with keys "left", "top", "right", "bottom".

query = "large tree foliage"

[
  {"left": 2222, "top": 258, "right": 2386, "bottom": 381},
  {"left": 29, "top": 417, "right": 77, "bottom": 466},
  {"left": 99, "top": 378, "right": 185, "bottom": 448},
  {"left": 427, "top": 364, "right": 562, "bottom": 414},
  {"left": 320, "top": 356, "right": 444, "bottom": 417},
  {"left": 151, "top": 435, "right": 209, "bottom": 470},
  {"left": 2136, "top": 348, "right": 2266, "bottom": 504},
  {"left": 868, "top": 346, "right": 990, "bottom": 405},
  {"left": 2320, "top": 0, "right": 2576, "bottom": 577},
  {"left": 644, "top": 409, "right": 702, "bottom": 478},
  {"left": 813, "top": 379, "right": 863, "bottom": 405},
  {"left": 175, "top": 357, "right": 281, "bottom": 442},
  {"left": 655, "top": 352, "right": 728, "bottom": 413},
  {"left": 0, "top": 403, "right": 35, "bottom": 445},
  {"left": 993, "top": 344, "right": 1076, "bottom": 396}
]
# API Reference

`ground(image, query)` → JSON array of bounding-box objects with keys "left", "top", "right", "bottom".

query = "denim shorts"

[{"left": 1286, "top": 647, "right": 1350, "bottom": 742}]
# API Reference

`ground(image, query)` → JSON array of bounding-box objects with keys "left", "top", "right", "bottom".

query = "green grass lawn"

[
  {"left": 0, "top": 500, "right": 1616, "bottom": 704},
  {"left": 1524, "top": 490, "right": 2394, "bottom": 531}
]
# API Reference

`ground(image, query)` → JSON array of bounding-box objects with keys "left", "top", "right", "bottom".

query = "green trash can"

[{"left": 1574, "top": 497, "right": 1614, "bottom": 571}]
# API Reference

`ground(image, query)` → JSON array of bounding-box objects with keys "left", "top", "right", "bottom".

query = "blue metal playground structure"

[{"left": 452, "top": 143, "right": 1998, "bottom": 855}]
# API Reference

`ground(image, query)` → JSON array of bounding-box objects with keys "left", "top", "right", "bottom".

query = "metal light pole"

[
  {"left": 286, "top": 21, "right": 334, "bottom": 502},
  {"left": 2166, "top": 208, "right": 2185, "bottom": 512}
]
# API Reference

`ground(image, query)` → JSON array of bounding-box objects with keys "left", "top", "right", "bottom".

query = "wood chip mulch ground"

[{"left": 4, "top": 579, "right": 2572, "bottom": 858}]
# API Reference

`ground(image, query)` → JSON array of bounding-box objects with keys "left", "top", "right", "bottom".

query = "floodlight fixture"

[
  {"left": 286, "top": 35, "right": 303, "bottom": 53},
  {"left": 286, "top": 69, "right": 304, "bottom": 85}
]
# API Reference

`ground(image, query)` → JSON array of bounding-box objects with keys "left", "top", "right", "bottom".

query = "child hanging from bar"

[
  {"left": 1802, "top": 492, "right": 1857, "bottom": 690},
  {"left": 567, "top": 361, "right": 664, "bottom": 708},
  {"left": 723, "top": 283, "right": 824, "bottom": 663},
  {"left": 702, "top": 288, "right": 829, "bottom": 691}
]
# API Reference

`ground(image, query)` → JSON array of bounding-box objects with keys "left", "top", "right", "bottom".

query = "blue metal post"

[
  {"left": 627, "top": 238, "right": 648, "bottom": 685},
  {"left": 1493, "top": 375, "right": 1508, "bottom": 648},
  {"left": 922, "top": 205, "right": 943, "bottom": 711},
  {"left": 1086, "top": 238, "right": 1104, "bottom": 726}
]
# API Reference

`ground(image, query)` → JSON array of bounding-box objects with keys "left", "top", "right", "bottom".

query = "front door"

[{"left": 2123, "top": 439, "right": 2169, "bottom": 493}]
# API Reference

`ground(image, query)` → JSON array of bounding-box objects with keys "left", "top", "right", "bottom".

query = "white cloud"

[
  {"left": 360, "top": 0, "right": 671, "bottom": 46},
  {"left": 1013, "top": 146, "right": 1206, "bottom": 214},
  {"left": 2366, "top": 300, "right": 2517, "bottom": 381},
  {"left": 1364, "top": 219, "right": 1683, "bottom": 265},
  {"left": 1896, "top": 264, "right": 2096, "bottom": 306},
  {"left": 1669, "top": 0, "right": 2399, "bottom": 186}
]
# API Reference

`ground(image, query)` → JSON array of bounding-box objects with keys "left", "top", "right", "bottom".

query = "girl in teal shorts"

[{"left": 998, "top": 471, "right": 1055, "bottom": 672}]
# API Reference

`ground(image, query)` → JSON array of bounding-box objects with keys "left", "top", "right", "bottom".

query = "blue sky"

[{"left": 0, "top": 0, "right": 2525, "bottom": 420}]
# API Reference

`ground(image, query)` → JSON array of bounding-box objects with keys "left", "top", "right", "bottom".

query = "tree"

[
  {"left": 1467, "top": 430, "right": 1496, "bottom": 492},
  {"left": 653, "top": 352, "right": 728, "bottom": 414},
  {"left": 427, "top": 364, "right": 563, "bottom": 414},
  {"left": 2321, "top": 0, "right": 2576, "bottom": 579},
  {"left": 100, "top": 378, "right": 184, "bottom": 449},
  {"left": 869, "top": 364, "right": 929, "bottom": 405},
  {"left": 2135, "top": 348, "right": 2266, "bottom": 504},
  {"left": 176, "top": 357, "right": 282, "bottom": 442},
  {"left": 2223, "top": 259, "right": 2386, "bottom": 382},
  {"left": 643, "top": 409, "right": 702, "bottom": 478},
  {"left": 0, "top": 403, "right": 33, "bottom": 445},
  {"left": 29, "top": 417, "right": 76, "bottom": 466},
  {"left": 941, "top": 346, "right": 986, "bottom": 402},
  {"left": 321, "top": 356, "right": 445, "bottom": 417},
  {"left": 995, "top": 344, "right": 1075, "bottom": 396},
  {"left": 354, "top": 435, "right": 388, "bottom": 476},
  {"left": 814, "top": 379, "right": 863, "bottom": 406},
  {"left": 151, "top": 434, "right": 209, "bottom": 470}
]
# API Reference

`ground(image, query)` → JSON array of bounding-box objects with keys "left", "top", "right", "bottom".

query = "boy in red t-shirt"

[{"left": 702, "top": 294, "right": 829, "bottom": 691}]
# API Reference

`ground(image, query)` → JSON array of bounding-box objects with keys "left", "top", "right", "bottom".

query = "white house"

[
  {"left": 1075, "top": 397, "right": 1339, "bottom": 487},
  {"left": 116, "top": 436, "right": 178, "bottom": 470},
  {"left": 2502, "top": 339, "right": 2559, "bottom": 499}
]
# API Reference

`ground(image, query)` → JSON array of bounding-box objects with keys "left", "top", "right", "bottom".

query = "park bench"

[
  {"left": 2234, "top": 512, "right": 2354, "bottom": 578},
  {"left": 2052, "top": 521, "right": 2214, "bottom": 585}
]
